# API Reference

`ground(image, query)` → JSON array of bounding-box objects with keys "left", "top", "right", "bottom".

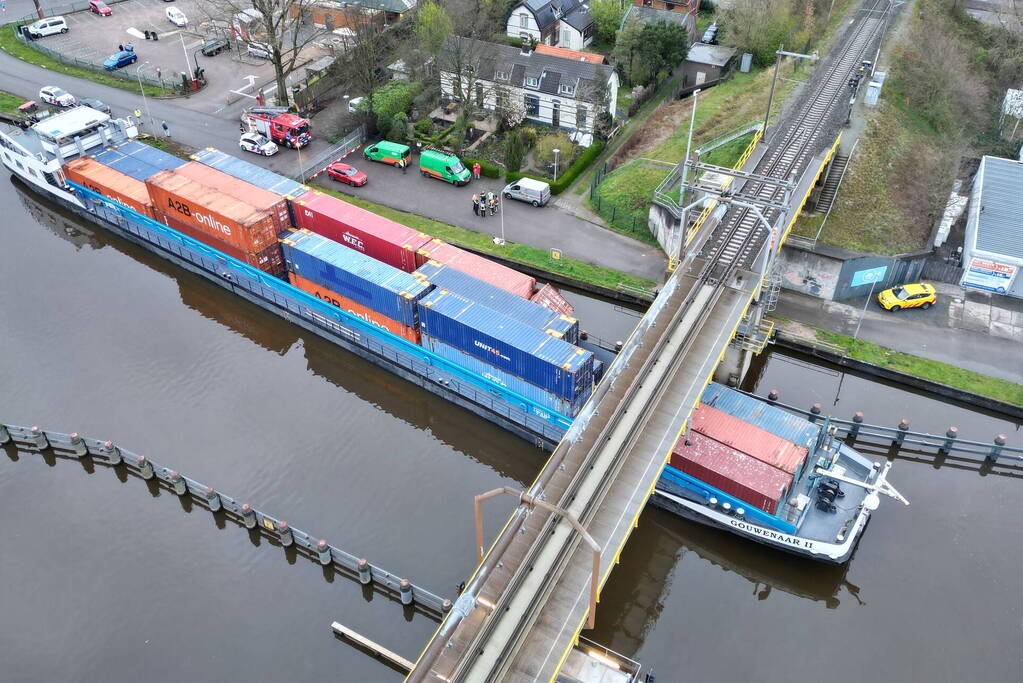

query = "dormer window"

[
  {"left": 559, "top": 83, "right": 575, "bottom": 95},
  {"left": 526, "top": 76, "right": 539, "bottom": 88},
  {"left": 495, "top": 70, "right": 509, "bottom": 81}
]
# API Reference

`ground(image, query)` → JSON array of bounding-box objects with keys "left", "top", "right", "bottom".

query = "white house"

[
  {"left": 506, "top": 0, "right": 595, "bottom": 51},
  {"left": 440, "top": 38, "right": 618, "bottom": 133}
]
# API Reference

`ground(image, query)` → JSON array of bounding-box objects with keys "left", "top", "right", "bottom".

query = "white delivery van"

[
  {"left": 26, "top": 16, "right": 68, "bottom": 39},
  {"left": 502, "top": 177, "right": 551, "bottom": 207}
]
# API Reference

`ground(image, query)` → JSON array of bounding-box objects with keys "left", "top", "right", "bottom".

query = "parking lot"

[{"left": 30, "top": 0, "right": 303, "bottom": 115}]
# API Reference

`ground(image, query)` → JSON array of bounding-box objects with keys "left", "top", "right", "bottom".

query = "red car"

[
  {"left": 327, "top": 162, "right": 367, "bottom": 187},
  {"left": 89, "top": 0, "right": 112, "bottom": 15}
]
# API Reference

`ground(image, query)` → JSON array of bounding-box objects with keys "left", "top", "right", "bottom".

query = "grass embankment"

[
  {"left": 0, "top": 25, "right": 173, "bottom": 97},
  {"left": 0, "top": 90, "right": 25, "bottom": 115},
  {"left": 318, "top": 186, "right": 658, "bottom": 293},
  {"left": 773, "top": 318, "right": 1023, "bottom": 407}
]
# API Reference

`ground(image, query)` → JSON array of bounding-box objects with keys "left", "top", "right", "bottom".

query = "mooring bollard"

[
  {"left": 316, "top": 539, "right": 332, "bottom": 566},
  {"left": 101, "top": 440, "right": 122, "bottom": 465},
  {"left": 809, "top": 404, "right": 822, "bottom": 423},
  {"left": 203, "top": 486, "right": 221, "bottom": 512},
  {"left": 136, "top": 456, "right": 155, "bottom": 480},
  {"left": 849, "top": 412, "right": 864, "bottom": 439},
  {"left": 893, "top": 419, "right": 909, "bottom": 447},
  {"left": 240, "top": 504, "right": 256, "bottom": 529},
  {"left": 357, "top": 558, "right": 372, "bottom": 585},
  {"left": 169, "top": 471, "right": 187, "bottom": 496},
  {"left": 399, "top": 578, "right": 414, "bottom": 606},
  {"left": 0, "top": 424, "right": 9, "bottom": 444},
  {"left": 614, "top": 340, "right": 623, "bottom": 353},
  {"left": 988, "top": 434, "right": 1007, "bottom": 464},
  {"left": 442, "top": 599, "right": 453, "bottom": 613},
  {"left": 580, "top": 330, "right": 589, "bottom": 341},
  {"left": 29, "top": 426, "right": 49, "bottom": 450},
  {"left": 277, "top": 521, "right": 294, "bottom": 547},
  {"left": 67, "top": 432, "right": 88, "bottom": 456},
  {"left": 767, "top": 389, "right": 779, "bottom": 402},
  {"left": 939, "top": 427, "right": 958, "bottom": 455}
]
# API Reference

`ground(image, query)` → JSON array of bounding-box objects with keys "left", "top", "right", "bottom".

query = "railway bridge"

[{"left": 407, "top": 3, "right": 891, "bottom": 680}]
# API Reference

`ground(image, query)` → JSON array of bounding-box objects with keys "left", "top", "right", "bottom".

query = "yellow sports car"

[{"left": 877, "top": 282, "right": 936, "bottom": 311}]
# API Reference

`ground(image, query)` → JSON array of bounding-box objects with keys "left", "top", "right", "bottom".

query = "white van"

[
  {"left": 502, "top": 177, "right": 551, "bottom": 207},
  {"left": 26, "top": 16, "right": 68, "bottom": 39}
]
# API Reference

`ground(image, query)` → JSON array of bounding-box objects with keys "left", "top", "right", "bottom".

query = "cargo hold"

[
  {"left": 416, "top": 239, "right": 535, "bottom": 298},
  {"left": 691, "top": 403, "right": 808, "bottom": 476},
  {"left": 173, "top": 161, "right": 292, "bottom": 234},
  {"left": 63, "top": 157, "right": 153, "bottom": 218},
  {"left": 417, "top": 288, "right": 593, "bottom": 400},
  {"left": 91, "top": 139, "right": 186, "bottom": 182},
  {"left": 292, "top": 191, "right": 432, "bottom": 273}
]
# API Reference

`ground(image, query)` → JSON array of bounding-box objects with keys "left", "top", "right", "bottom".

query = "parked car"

[
  {"left": 247, "top": 42, "right": 272, "bottom": 60},
  {"left": 25, "top": 16, "right": 68, "bottom": 39},
  {"left": 200, "top": 38, "right": 228, "bottom": 56},
  {"left": 38, "top": 86, "right": 76, "bottom": 107},
  {"left": 347, "top": 96, "right": 364, "bottom": 114},
  {"left": 503, "top": 177, "right": 551, "bottom": 207},
  {"left": 79, "top": 97, "right": 111, "bottom": 114},
  {"left": 327, "top": 162, "right": 367, "bottom": 187},
  {"left": 877, "top": 282, "right": 936, "bottom": 311},
  {"left": 238, "top": 132, "right": 278, "bottom": 156},
  {"left": 89, "top": 0, "right": 112, "bottom": 16},
  {"left": 419, "top": 148, "right": 471, "bottom": 185},
  {"left": 166, "top": 7, "right": 187, "bottom": 26},
  {"left": 364, "top": 141, "right": 411, "bottom": 167},
  {"left": 103, "top": 48, "right": 138, "bottom": 71}
]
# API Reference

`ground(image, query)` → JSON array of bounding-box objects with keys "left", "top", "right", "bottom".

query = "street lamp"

[
  {"left": 136, "top": 61, "right": 153, "bottom": 129},
  {"left": 552, "top": 148, "right": 560, "bottom": 182}
]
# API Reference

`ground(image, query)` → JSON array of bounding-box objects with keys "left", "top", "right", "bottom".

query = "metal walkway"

[{"left": 407, "top": 4, "right": 890, "bottom": 680}]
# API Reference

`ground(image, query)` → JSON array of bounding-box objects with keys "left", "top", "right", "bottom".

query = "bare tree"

[{"left": 435, "top": 0, "right": 504, "bottom": 121}]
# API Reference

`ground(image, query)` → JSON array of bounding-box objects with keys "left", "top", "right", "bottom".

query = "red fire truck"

[{"left": 241, "top": 107, "right": 311, "bottom": 149}]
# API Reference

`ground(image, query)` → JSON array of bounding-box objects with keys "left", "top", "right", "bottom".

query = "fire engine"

[{"left": 241, "top": 107, "right": 311, "bottom": 149}]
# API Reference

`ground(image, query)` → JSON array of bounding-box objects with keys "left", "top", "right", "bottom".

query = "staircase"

[{"left": 815, "top": 154, "right": 849, "bottom": 213}]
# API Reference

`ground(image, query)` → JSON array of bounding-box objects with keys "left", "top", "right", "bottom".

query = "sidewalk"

[{"left": 773, "top": 286, "right": 1023, "bottom": 385}]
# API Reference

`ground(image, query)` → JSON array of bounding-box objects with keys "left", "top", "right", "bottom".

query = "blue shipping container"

[
  {"left": 92, "top": 140, "right": 185, "bottom": 182},
  {"left": 281, "top": 229, "right": 431, "bottom": 328},
  {"left": 192, "top": 147, "right": 309, "bottom": 199},
  {"left": 422, "top": 334, "right": 591, "bottom": 416},
  {"left": 415, "top": 260, "right": 579, "bottom": 344},
  {"left": 417, "top": 288, "right": 593, "bottom": 400},
  {"left": 593, "top": 358, "right": 605, "bottom": 385},
  {"left": 700, "top": 383, "right": 819, "bottom": 451}
]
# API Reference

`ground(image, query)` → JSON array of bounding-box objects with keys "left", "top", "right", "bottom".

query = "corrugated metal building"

[{"left": 960, "top": 156, "right": 1023, "bottom": 298}]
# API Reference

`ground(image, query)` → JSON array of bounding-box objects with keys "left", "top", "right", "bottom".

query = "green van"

[
  {"left": 419, "top": 148, "right": 471, "bottom": 186},
  {"left": 364, "top": 141, "right": 412, "bottom": 167}
]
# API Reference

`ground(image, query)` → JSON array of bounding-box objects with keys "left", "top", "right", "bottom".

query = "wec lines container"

[
  {"left": 63, "top": 157, "right": 153, "bottom": 219},
  {"left": 416, "top": 239, "right": 535, "bottom": 298},
  {"left": 91, "top": 139, "right": 186, "bottom": 182},
  {"left": 292, "top": 191, "right": 432, "bottom": 273},
  {"left": 414, "top": 261, "right": 579, "bottom": 344},
  {"left": 280, "top": 229, "right": 431, "bottom": 330},
  {"left": 417, "top": 288, "right": 593, "bottom": 400},
  {"left": 146, "top": 170, "right": 279, "bottom": 254},
  {"left": 191, "top": 147, "right": 308, "bottom": 199},
  {"left": 173, "top": 161, "right": 292, "bottom": 234},
  {"left": 691, "top": 403, "right": 808, "bottom": 476}
]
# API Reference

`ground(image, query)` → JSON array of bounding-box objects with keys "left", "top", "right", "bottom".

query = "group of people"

[{"left": 472, "top": 191, "right": 499, "bottom": 218}]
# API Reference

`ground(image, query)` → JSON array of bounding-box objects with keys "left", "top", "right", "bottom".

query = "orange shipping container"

[
  {"left": 63, "top": 157, "right": 153, "bottom": 218},
  {"left": 288, "top": 272, "right": 420, "bottom": 344},
  {"left": 146, "top": 169, "right": 278, "bottom": 254},
  {"left": 158, "top": 210, "right": 285, "bottom": 277},
  {"left": 173, "top": 161, "right": 292, "bottom": 233}
]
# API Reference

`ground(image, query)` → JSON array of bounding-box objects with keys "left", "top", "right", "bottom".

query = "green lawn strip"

[
  {"left": 777, "top": 318, "right": 1023, "bottom": 406},
  {"left": 317, "top": 186, "right": 658, "bottom": 293},
  {"left": 588, "top": 163, "right": 665, "bottom": 243},
  {"left": 700, "top": 132, "right": 757, "bottom": 168},
  {"left": 0, "top": 25, "right": 174, "bottom": 97},
  {"left": 0, "top": 89, "right": 25, "bottom": 115}
]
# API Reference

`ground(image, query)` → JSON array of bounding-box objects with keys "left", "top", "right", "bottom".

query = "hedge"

[
  {"left": 505, "top": 140, "right": 605, "bottom": 194},
  {"left": 462, "top": 157, "right": 502, "bottom": 178}
]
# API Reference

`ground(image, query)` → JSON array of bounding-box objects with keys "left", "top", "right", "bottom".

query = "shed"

[
  {"left": 960, "top": 156, "right": 1023, "bottom": 297},
  {"left": 682, "top": 43, "right": 737, "bottom": 89}
]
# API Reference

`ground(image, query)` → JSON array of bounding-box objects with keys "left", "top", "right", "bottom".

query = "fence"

[
  {"left": 302, "top": 124, "right": 366, "bottom": 180},
  {"left": 1, "top": 422, "right": 454, "bottom": 617}
]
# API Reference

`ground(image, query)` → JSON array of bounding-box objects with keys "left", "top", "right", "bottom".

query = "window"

[
  {"left": 559, "top": 83, "right": 575, "bottom": 95},
  {"left": 665, "top": 1, "right": 676, "bottom": 9},
  {"left": 524, "top": 94, "right": 540, "bottom": 116},
  {"left": 520, "top": 13, "right": 529, "bottom": 28},
  {"left": 495, "top": 70, "right": 508, "bottom": 81},
  {"left": 561, "top": 28, "right": 571, "bottom": 45},
  {"left": 576, "top": 105, "right": 587, "bottom": 128},
  {"left": 526, "top": 76, "right": 539, "bottom": 88},
  {"left": 643, "top": 0, "right": 652, "bottom": 5}
]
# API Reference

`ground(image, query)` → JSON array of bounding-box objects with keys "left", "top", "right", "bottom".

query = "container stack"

[
  {"left": 530, "top": 283, "right": 575, "bottom": 317},
  {"left": 91, "top": 140, "right": 186, "bottom": 181},
  {"left": 63, "top": 157, "right": 155, "bottom": 219},
  {"left": 280, "top": 229, "right": 430, "bottom": 344},
  {"left": 173, "top": 161, "right": 292, "bottom": 234},
  {"left": 416, "top": 238, "right": 535, "bottom": 298},
  {"left": 191, "top": 147, "right": 309, "bottom": 199},
  {"left": 417, "top": 288, "right": 594, "bottom": 415}
]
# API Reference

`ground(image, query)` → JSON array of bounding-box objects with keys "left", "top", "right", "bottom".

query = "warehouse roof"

[{"left": 973, "top": 156, "right": 1023, "bottom": 259}]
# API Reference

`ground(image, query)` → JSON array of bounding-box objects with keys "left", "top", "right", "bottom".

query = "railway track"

[{"left": 407, "top": 4, "right": 891, "bottom": 680}]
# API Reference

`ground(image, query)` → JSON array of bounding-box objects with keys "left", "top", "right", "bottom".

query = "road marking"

[{"left": 126, "top": 27, "right": 146, "bottom": 39}]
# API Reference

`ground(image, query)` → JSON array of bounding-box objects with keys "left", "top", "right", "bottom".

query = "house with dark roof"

[
  {"left": 439, "top": 38, "right": 618, "bottom": 133},
  {"left": 505, "top": 0, "right": 595, "bottom": 52}
]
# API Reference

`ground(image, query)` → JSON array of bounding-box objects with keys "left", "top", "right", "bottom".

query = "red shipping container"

[
  {"left": 415, "top": 239, "right": 535, "bottom": 298},
  {"left": 291, "top": 191, "right": 432, "bottom": 273},
  {"left": 159, "top": 210, "right": 285, "bottom": 277},
  {"left": 288, "top": 272, "right": 420, "bottom": 344},
  {"left": 146, "top": 170, "right": 278, "bottom": 254},
  {"left": 530, "top": 283, "right": 575, "bottom": 317},
  {"left": 670, "top": 431, "right": 792, "bottom": 515},
  {"left": 64, "top": 157, "right": 153, "bottom": 218},
  {"left": 173, "top": 161, "right": 292, "bottom": 233},
  {"left": 690, "top": 403, "right": 808, "bottom": 475}
]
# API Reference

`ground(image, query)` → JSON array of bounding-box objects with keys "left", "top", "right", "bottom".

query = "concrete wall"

[{"left": 776, "top": 243, "right": 930, "bottom": 301}]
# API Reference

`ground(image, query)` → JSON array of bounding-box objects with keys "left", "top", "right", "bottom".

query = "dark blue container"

[
  {"left": 92, "top": 140, "right": 185, "bottom": 182},
  {"left": 593, "top": 358, "right": 605, "bottom": 385},
  {"left": 191, "top": 147, "right": 308, "bottom": 200},
  {"left": 415, "top": 260, "right": 579, "bottom": 343},
  {"left": 417, "top": 288, "right": 593, "bottom": 399},
  {"left": 281, "top": 229, "right": 431, "bottom": 328},
  {"left": 422, "top": 334, "right": 591, "bottom": 416}
]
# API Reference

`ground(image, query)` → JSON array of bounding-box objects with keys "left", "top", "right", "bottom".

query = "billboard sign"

[
  {"left": 851, "top": 265, "right": 887, "bottom": 287},
  {"left": 962, "top": 258, "right": 1017, "bottom": 293}
]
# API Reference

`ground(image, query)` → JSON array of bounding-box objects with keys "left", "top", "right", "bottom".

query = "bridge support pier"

[{"left": 714, "top": 344, "right": 755, "bottom": 387}]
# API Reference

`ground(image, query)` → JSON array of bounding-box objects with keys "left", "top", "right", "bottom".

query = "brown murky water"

[{"left": 2, "top": 176, "right": 1020, "bottom": 683}]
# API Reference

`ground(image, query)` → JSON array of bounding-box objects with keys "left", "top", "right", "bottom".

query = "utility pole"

[
  {"left": 33, "top": 0, "right": 45, "bottom": 19},
  {"left": 763, "top": 46, "right": 819, "bottom": 139}
]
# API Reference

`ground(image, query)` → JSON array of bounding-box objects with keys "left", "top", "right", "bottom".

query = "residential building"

[
  {"left": 534, "top": 43, "right": 608, "bottom": 64},
  {"left": 506, "top": 0, "right": 595, "bottom": 51},
  {"left": 289, "top": 0, "right": 413, "bottom": 31},
  {"left": 439, "top": 38, "right": 618, "bottom": 133},
  {"left": 960, "top": 156, "right": 1023, "bottom": 298},
  {"left": 620, "top": 0, "right": 700, "bottom": 42}
]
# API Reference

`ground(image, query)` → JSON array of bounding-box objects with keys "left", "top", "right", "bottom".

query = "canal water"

[{"left": 1, "top": 176, "right": 1020, "bottom": 682}]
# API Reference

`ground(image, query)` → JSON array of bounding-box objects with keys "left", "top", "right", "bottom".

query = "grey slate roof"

[
  {"left": 562, "top": 5, "right": 593, "bottom": 31},
  {"left": 974, "top": 156, "right": 1023, "bottom": 259},
  {"left": 517, "top": 0, "right": 593, "bottom": 32},
  {"left": 686, "top": 42, "right": 737, "bottom": 67}
]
